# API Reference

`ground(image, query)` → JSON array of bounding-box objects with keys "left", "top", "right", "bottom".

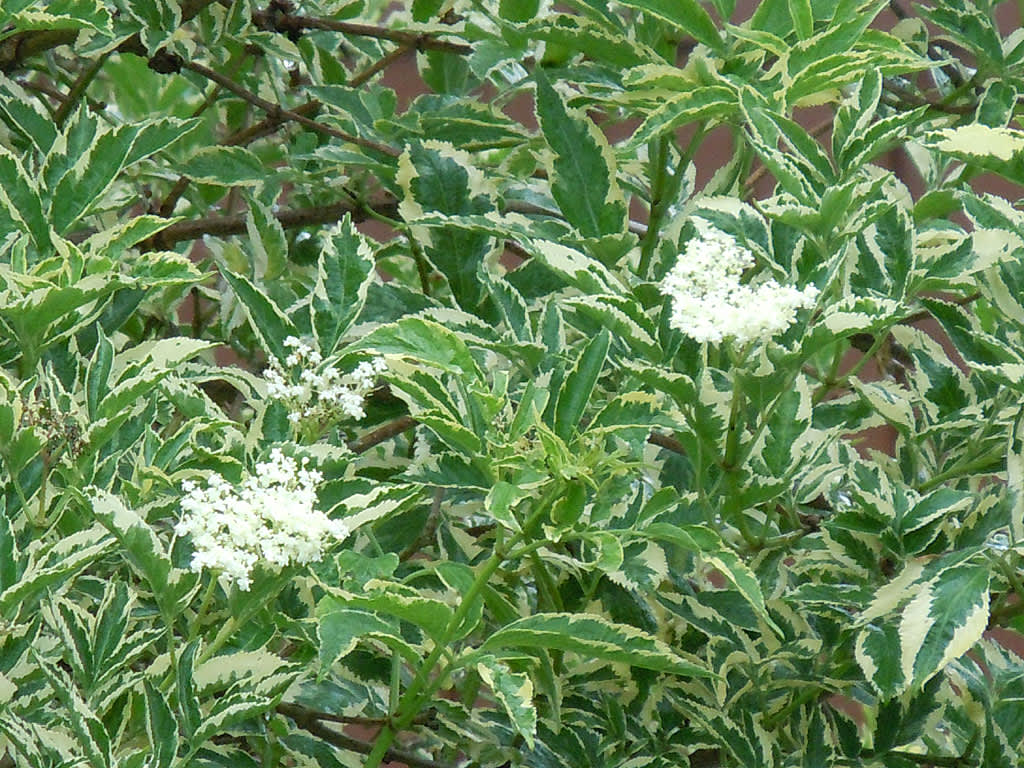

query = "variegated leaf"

[{"left": 482, "top": 613, "right": 713, "bottom": 677}]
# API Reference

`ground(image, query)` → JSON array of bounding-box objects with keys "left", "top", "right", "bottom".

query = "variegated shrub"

[{"left": 2, "top": 1, "right": 1024, "bottom": 767}]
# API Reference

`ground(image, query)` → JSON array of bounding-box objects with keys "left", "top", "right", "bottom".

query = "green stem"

[
  {"left": 637, "top": 124, "right": 708, "bottom": 277},
  {"left": 389, "top": 651, "right": 401, "bottom": 713},
  {"left": 362, "top": 547, "right": 507, "bottom": 767},
  {"left": 721, "top": 369, "right": 757, "bottom": 546},
  {"left": 54, "top": 51, "right": 110, "bottom": 127},
  {"left": 198, "top": 613, "right": 241, "bottom": 665},
  {"left": 364, "top": 491, "right": 557, "bottom": 768},
  {"left": 811, "top": 332, "right": 887, "bottom": 406},
  {"left": 637, "top": 135, "right": 668, "bottom": 278},
  {"left": 530, "top": 550, "right": 564, "bottom": 612},
  {"left": 916, "top": 448, "right": 1004, "bottom": 493},
  {"left": 408, "top": 234, "right": 432, "bottom": 297},
  {"left": 721, "top": 352, "right": 749, "bottom": 472},
  {"left": 188, "top": 577, "right": 219, "bottom": 643}
]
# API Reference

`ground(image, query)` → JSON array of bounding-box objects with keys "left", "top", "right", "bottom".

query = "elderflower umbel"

[
  {"left": 175, "top": 448, "right": 348, "bottom": 590},
  {"left": 264, "top": 337, "right": 387, "bottom": 426},
  {"left": 660, "top": 226, "right": 818, "bottom": 345}
]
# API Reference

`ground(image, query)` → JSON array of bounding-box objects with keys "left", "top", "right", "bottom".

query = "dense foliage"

[{"left": 3, "top": 1, "right": 1024, "bottom": 766}]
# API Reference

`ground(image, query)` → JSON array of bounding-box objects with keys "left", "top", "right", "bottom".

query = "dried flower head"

[
  {"left": 175, "top": 448, "right": 348, "bottom": 590},
  {"left": 660, "top": 226, "right": 818, "bottom": 345}
]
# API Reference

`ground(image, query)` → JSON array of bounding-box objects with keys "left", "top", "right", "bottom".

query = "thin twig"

[
  {"left": 881, "top": 79, "right": 973, "bottom": 115},
  {"left": 348, "top": 415, "right": 419, "bottom": 454},
  {"left": 223, "top": 99, "right": 321, "bottom": 145},
  {"left": 648, "top": 431, "right": 686, "bottom": 455},
  {"left": 138, "top": 195, "right": 400, "bottom": 250},
  {"left": 276, "top": 703, "right": 451, "bottom": 768},
  {"left": 156, "top": 53, "right": 254, "bottom": 216},
  {"left": 183, "top": 59, "right": 400, "bottom": 157},
  {"left": 252, "top": 10, "right": 473, "bottom": 55},
  {"left": 349, "top": 43, "right": 413, "bottom": 88},
  {"left": 54, "top": 51, "right": 110, "bottom": 127}
]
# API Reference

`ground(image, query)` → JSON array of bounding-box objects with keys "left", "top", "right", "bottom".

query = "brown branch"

[
  {"left": 182, "top": 59, "right": 400, "bottom": 157},
  {"left": 252, "top": 10, "right": 473, "bottom": 55},
  {"left": 648, "top": 431, "right": 686, "bottom": 455},
  {"left": 349, "top": 43, "right": 413, "bottom": 88},
  {"left": 348, "top": 415, "right": 418, "bottom": 454},
  {"left": 139, "top": 195, "right": 399, "bottom": 250},
  {"left": 276, "top": 703, "right": 450, "bottom": 768},
  {"left": 400, "top": 486, "right": 444, "bottom": 561},
  {"left": 222, "top": 99, "right": 321, "bottom": 146}
]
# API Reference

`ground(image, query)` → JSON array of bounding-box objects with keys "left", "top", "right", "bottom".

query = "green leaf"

[
  {"left": 0, "top": 526, "right": 113, "bottom": 621},
  {"left": 190, "top": 690, "right": 272, "bottom": 747},
  {"left": 91, "top": 490, "right": 199, "bottom": 616},
  {"left": 311, "top": 216, "right": 376, "bottom": 356},
  {"left": 477, "top": 655, "right": 537, "bottom": 748},
  {"left": 0, "top": 147, "right": 49, "bottom": 249},
  {"left": 84, "top": 326, "right": 114, "bottom": 421},
  {"left": 317, "top": 605, "right": 408, "bottom": 676},
  {"left": 50, "top": 118, "right": 200, "bottom": 233},
  {"left": 640, "top": 523, "right": 782, "bottom": 636},
  {"left": 855, "top": 619, "right": 906, "bottom": 699},
  {"left": 1009, "top": 409, "right": 1024, "bottom": 544},
  {"left": 143, "top": 680, "right": 178, "bottom": 768},
  {"left": 522, "top": 15, "right": 652, "bottom": 68},
  {"left": 405, "top": 451, "right": 492, "bottom": 489},
  {"left": 33, "top": 653, "right": 111, "bottom": 768},
  {"left": 176, "top": 640, "right": 203, "bottom": 739},
  {"left": 1, "top": 0, "right": 111, "bottom": 35},
  {"left": 899, "top": 560, "right": 990, "bottom": 690},
  {"left": 553, "top": 328, "right": 610, "bottom": 440},
  {"left": 921, "top": 124, "right": 1024, "bottom": 187},
  {"left": 482, "top": 613, "right": 714, "bottom": 677},
  {"left": 535, "top": 71, "right": 627, "bottom": 238},
  {"left": 499, "top": 0, "right": 540, "bottom": 21},
  {"left": 628, "top": 85, "right": 738, "bottom": 147},
  {"left": 917, "top": 4, "right": 1004, "bottom": 65},
  {"left": 759, "top": 376, "right": 812, "bottom": 476},
  {"left": 181, "top": 146, "right": 268, "bottom": 186},
  {"left": 687, "top": 702, "right": 772, "bottom": 768},
  {"left": 788, "top": 0, "right": 813, "bottom": 38},
  {"left": 356, "top": 316, "right": 483, "bottom": 380},
  {"left": 615, "top": 0, "right": 723, "bottom": 52},
  {"left": 397, "top": 141, "right": 495, "bottom": 311},
  {"left": 322, "top": 586, "right": 453, "bottom": 641},
  {"left": 245, "top": 199, "right": 289, "bottom": 282},
  {"left": 0, "top": 79, "right": 58, "bottom": 155},
  {"left": 220, "top": 268, "right": 299, "bottom": 364}
]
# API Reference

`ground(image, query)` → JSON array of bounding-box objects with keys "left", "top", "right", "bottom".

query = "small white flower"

[
  {"left": 263, "top": 339, "right": 387, "bottom": 432},
  {"left": 660, "top": 226, "right": 818, "bottom": 345},
  {"left": 175, "top": 448, "right": 349, "bottom": 590}
]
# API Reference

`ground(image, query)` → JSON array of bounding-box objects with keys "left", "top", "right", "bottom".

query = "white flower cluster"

[
  {"left": 264, "top": 337, "right": 386, "bottom": 426},
  {"left": 176, "top": 448, "right": 348, "bottom": 590},
  {"left": 660, "top": 226, "right": 819, "bottom": 345}
]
